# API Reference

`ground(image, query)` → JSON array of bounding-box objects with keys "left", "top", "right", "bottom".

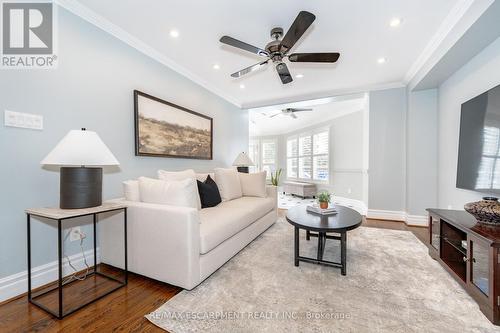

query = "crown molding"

[
  {"left": 403, "top": 0, "right": 476, "bottom": 84},
  {"left": 55, "top": 0, "right": 242, "bottom": 108},
  {"left": 243, "top": 81, "right": 405, "bottom": 109}
]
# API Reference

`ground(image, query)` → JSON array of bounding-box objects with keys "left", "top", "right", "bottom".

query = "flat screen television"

[{"left": 457, "top": 84, "right": 500, "bottom": 194}]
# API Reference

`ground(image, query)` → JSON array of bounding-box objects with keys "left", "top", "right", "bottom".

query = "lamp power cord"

[{"left": 62, "top": 229, "right": 90, "bottom": 284}]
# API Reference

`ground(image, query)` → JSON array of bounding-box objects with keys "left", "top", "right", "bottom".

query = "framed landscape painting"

[{"left": 134, "top": 90, "right": 213, "bottom": 159}]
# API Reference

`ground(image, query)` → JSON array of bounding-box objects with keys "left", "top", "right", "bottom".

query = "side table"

[{"left": 25, "top": 202, "right": 127, "bottom": 319}]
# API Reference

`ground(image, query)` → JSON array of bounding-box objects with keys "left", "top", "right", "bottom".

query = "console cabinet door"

[
  {"left": 467, "top": 235, "right": 493, "bottom": 307},
  {"left": 430, "top": 215, "right": 440, "bottom": 252}
]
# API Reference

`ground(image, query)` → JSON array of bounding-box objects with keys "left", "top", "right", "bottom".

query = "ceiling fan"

[
  {"left": 219, "top": 11, "right": 340, "bottom": 84},
  {"left": 270, "top": 108, "right": 313, "bottom": 119}
]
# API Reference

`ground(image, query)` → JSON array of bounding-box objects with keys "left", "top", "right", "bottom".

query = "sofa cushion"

[
  {"left": 199, "top": 196, "right": 275, "bottom": 254},
  {"left": 197, "top": 175, "right": 222, "bottom": 208},
  {"left": 158, "top": 169, "right": 196, "bottom": 181},
  {"left": 123, "top": 180, "right": 140, "bottom": 201},
  {"left": 196, "top": 173, "right": 215, "bottom": 182},
  {"left": 239, "top": 171, "right": 267, "bottom": 198},
  {"left": 138, "top": 177, "right": 198, "bottom": 209},
  {"left": 214, "top": 168, "right": 242, "bottom": 201},
  {"left": 158, "top": 169, "right": 201, "bottom": 210}
]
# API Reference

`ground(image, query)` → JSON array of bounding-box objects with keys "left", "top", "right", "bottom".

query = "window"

[
  {"left": 287, "top": 138, "right": 297, "bottom": 178},
  {"left": 298, "top": 135, "right": 312, "bottom": 179},
  {"left": 248, "top": 138, "right": 277, "bottom": 178},
  {"left": 287, "top": 129, "right": 329, "bottom": 182},
  {"left": 313, "top": 131, "right": 329, "bottom": 181},
  {"left": 261, "top": 140, "right": 277, "bottom": 179}
]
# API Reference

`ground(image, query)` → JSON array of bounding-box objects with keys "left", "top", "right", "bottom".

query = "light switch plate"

[
  {"left": 4, "top": 110, "right": 18, "bottom": 126},
  {"left": 4, "top": 110, "right": 43, "bottom": 130}
]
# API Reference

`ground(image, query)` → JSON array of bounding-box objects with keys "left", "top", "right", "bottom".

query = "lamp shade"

[
  {"left": 41, "top": 129, "right": 119, "bottom": 166},
  {"left": 232, "top": 152, "right": 254, "bottom": 167}
]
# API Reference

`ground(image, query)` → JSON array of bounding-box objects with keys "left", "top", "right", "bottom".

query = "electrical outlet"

[
  {"left": 447, "top": 205, "right": 452, "bottom": 210},
  {"left": 69, "top": 227, "right": 82, "bottom": 242}
]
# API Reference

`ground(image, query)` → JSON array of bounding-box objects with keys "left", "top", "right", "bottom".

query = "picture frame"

[{"left": 134, "top": 90, "right": 213, "bottom": 160}]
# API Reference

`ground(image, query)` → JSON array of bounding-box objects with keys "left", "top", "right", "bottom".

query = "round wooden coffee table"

[{"left": 286, "top": 204, "right": 362, "bottom": 275}]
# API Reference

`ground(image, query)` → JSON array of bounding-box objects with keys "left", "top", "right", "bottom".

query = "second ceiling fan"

[
  {"left": 270, "top": 108, "right": 313, "bottom": 119},
  {"left": 219, "top": 11, "right": 340, "bottom": 84}
]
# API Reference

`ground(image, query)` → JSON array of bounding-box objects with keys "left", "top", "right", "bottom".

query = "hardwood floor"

[
  {"left": 0, "top": 270, "right": 180, "bottom": 333},
  {"left": 0, "top": 211, "right": 427, "bottom": 333},
  {"left": 363, "top": 218, "right": 428, "bottom": 244}
]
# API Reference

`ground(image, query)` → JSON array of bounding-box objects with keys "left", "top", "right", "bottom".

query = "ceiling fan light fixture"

[
  {"left": 219, "top": 11, "right": 340, "bottom": 85},
  {"left": 377, "top": 57, "right": 386, "bottom": 64},
  {"left": 239, "top": 84, "right": 245, "bottom": 89},
  {"left": 169, "top": 29, "right": 179, "bottom": 38},
  {"left": 389, "top": 18, "right": 402, "bottom": 27},
  {"left": 213, "top": 64, "right": 220, "bottom": 70},
  {"left": 295, "top": 74, "right": 304, "bottom": 78}
]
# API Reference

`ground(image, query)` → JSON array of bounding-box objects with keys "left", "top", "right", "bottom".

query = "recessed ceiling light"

[
  {"left": 295, "top": 74, "right": 304, "bottom": 78},
  {"left": 390, "top": 18, "right": 401, "bottom": 27},
  {"left": 239, "top": 84, "right": 245, "bottom": 89},
  {"left": 377, "top": 57, "right": 386, "bottom": 64},
  {"left": 213, "top": 64, "right": 220, "bottom": 70},
  {"left": 169, "top": 30, "right": 179, "bottom": 38}
]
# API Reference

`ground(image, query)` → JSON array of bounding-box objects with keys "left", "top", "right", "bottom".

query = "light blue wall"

[
  {"left": 437, "top": 36, "right": 500, "bottom": 209},
  {"left": 0, "top": 8, "right": 248, "bottom": 278},
  {"left": 368, "top": 88, "right": 407, "bottom": 211},
  {"left": 406, "top": 89, "right": 438, "bottom": 215}
]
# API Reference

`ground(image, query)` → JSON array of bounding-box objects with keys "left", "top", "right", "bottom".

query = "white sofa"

[{"left": 99, "top": 185, "right": 277, "bottom": 290}]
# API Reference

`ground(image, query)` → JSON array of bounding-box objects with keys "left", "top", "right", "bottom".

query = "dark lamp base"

[
  {"left": 60, "top": 167, "right": 102, "bottom": 209},
  {"left": 237, "top": 166, "right": 249, "bottom": 173}
]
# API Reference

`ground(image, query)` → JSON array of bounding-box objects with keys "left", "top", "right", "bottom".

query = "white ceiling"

[
  {"left": 249, "top": 94, "right": 367, "bottom": 136},
  {"left": 64, "top": 0, "right": 464, "bottom": 108}
]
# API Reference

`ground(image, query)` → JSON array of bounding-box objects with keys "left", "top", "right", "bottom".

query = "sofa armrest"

[
  {"left": 99, "top": 199, "right": 201, "bottom": 289},
  {"left": 266, "top": 185, "right": 278, "bottom": 207}
]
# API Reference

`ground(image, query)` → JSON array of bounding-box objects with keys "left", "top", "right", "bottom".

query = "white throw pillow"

[
  {"left": 158, "top": 169, "right": 196, "bottom": 181},
  {"left": 123, "top": 180, "right": 140, "bottom": 202},
  {"left": 214, "top": 168, "right": 243, "bottom": 201},
  {"left": 195, "top": 173, "right": 215, "bottom": 182},
  {"left": 157, "top": 169, "right": 201, "bottom": 209},
  {"left": 138, "top": 177, "right": 198, "bottom": 209},
  {"left": 239, "top": 171, "right": 267, "bottom": 198}
]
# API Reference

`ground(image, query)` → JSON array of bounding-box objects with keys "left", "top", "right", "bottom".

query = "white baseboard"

[
  {"left": 405, "top": 214, "right": 428, "bottom": 227},
  {"left": 367, "top": 210, "right": 428, "bottom": 227},
  {"left": 333, "top": 197, "right": 368, "bottom": 215},
  {"left": 0, "top": 248, "right": 99, "bottom": 303},
  {"left": 367, "top": 209, "right": 406, "bottom": 221}
]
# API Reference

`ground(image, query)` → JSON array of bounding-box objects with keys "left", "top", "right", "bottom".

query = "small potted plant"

[
  {"left": 317, "top": 191, "right": 331, "bottom": 209},
  {"left": 270, "top": 168, "right": 282, "bottom": 187}
]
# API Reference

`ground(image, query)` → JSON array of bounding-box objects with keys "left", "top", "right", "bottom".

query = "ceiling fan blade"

[
  {"left": 276, "top": 62, "right": 293, "bottom": 84},
  {"left": 290, "top": 113, "right": 298, "bottom": 119},
  {"left": 288, "top": 52, "right": 340, "bottom": 63},
  {"left": 220, "top": 36, "right": 269, "bottom": 57},
  {"left": 231, "top": 60, "right": 269, "bottom": 78},
  {"left": 279, "top": 11, "right": 316, "bottom": 54}
]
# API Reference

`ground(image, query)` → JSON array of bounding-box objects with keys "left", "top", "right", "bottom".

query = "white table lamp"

[
  {"left": 41, "top": 128, "right": 119, "bottom": 209},
  {"left": 232, "top": 152, "right": 254, "bottom": 173}
]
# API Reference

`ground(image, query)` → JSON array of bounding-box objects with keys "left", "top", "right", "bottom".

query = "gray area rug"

[{"left": 146, "top": 217, "right": 500, "bottom": 333}]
